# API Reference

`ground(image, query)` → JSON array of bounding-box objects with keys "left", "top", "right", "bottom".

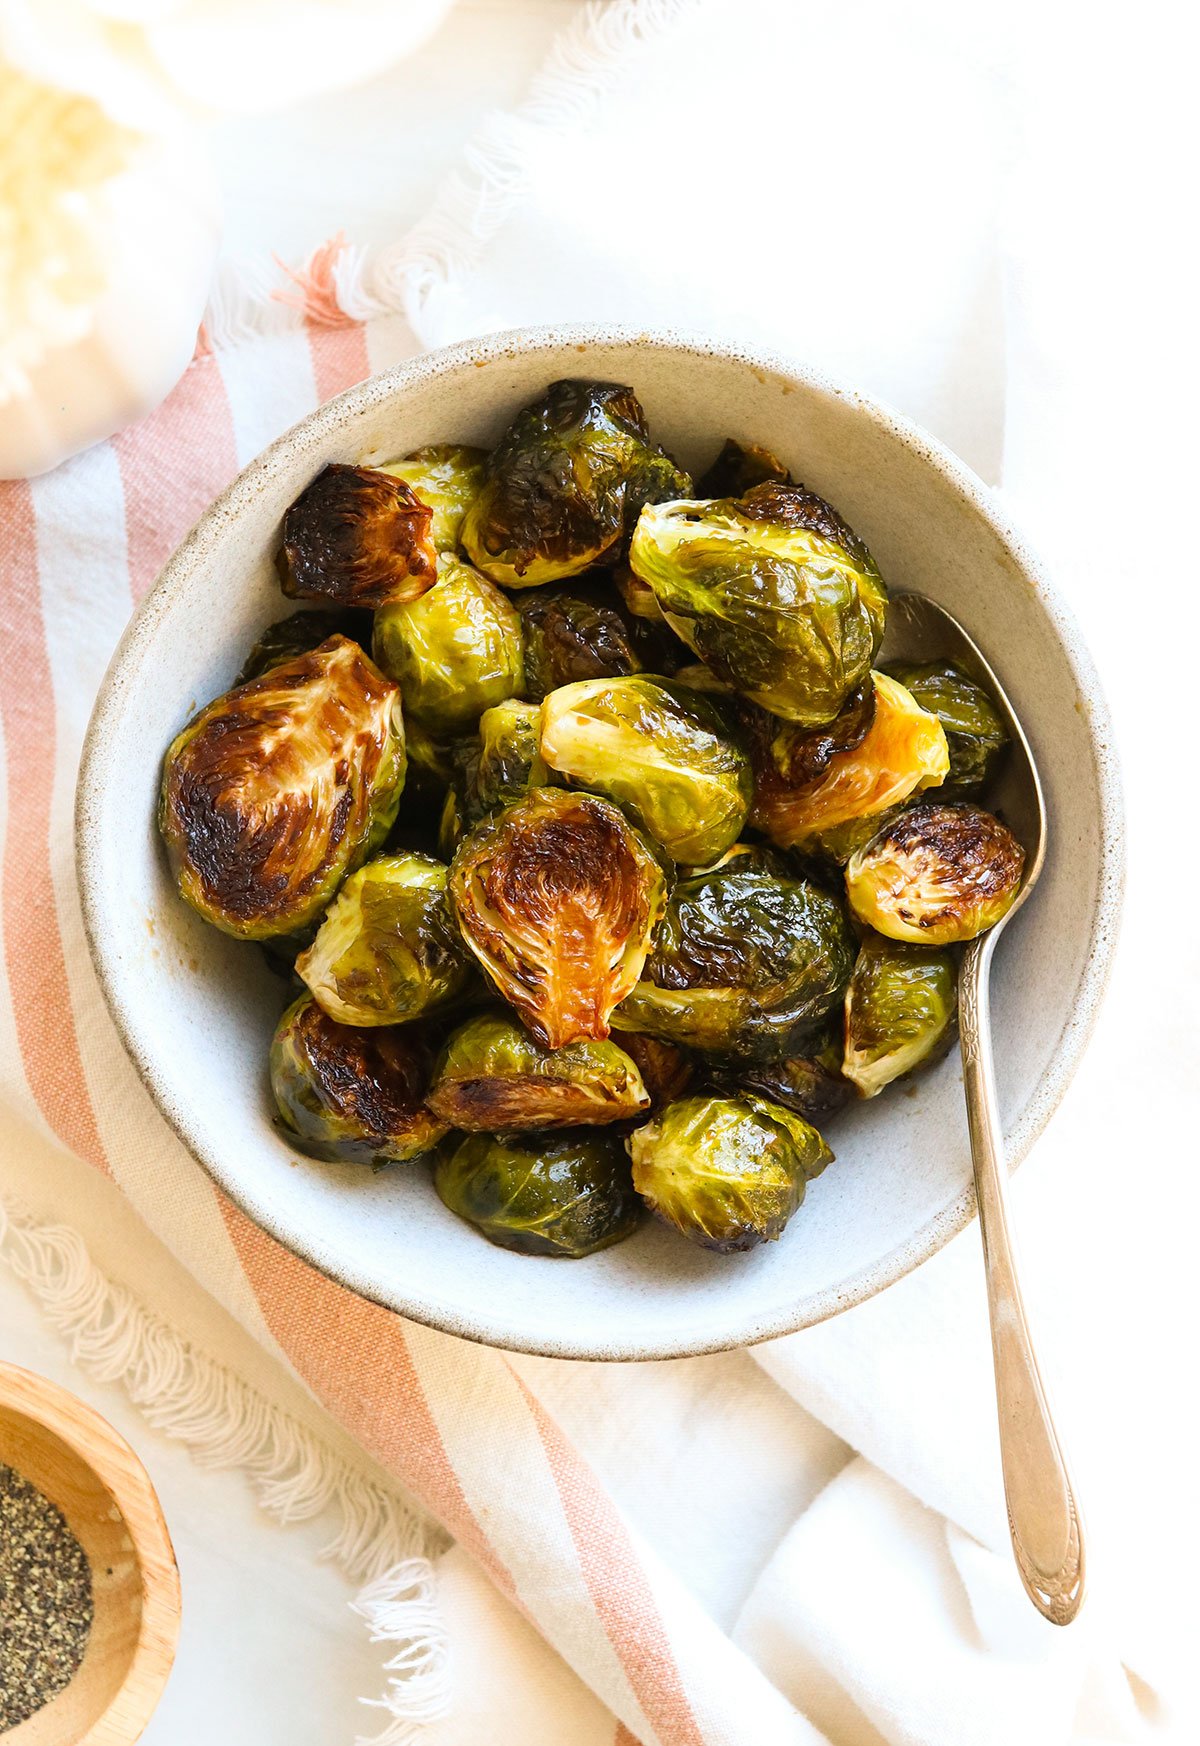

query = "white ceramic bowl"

[{"left": 76, "top": 326, "right": 1123, "bottom": 1360}]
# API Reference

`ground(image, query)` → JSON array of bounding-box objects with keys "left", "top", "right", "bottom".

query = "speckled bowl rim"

[{"left": 75, "top": 323, "right": 1125, "bottom": 1361}]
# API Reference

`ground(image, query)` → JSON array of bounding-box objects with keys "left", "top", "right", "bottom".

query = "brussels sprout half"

[
  {"left": 461, "top": 380, "right": 691, "bottom": 589},
  {"left": 696, "top": 437, "right": 792, "bottom": 498},
  {"left": 372, "top": 556, "right": 524, "bottom": 735},
  {"left": 846, "top": 800, "right": 1025, "bottom": 945},
  {"left": 629, "top": 481, "right": 885, "bottom": 726},
  {"left": 278, "top": 464, "right": 437, "bottom": 609},
  {"left": 884, "top": 658, "right": 1009, "bottom": 797},
  {"left": 518, "top": 582, "right": 644, "bottom": 702},
  {"left": 435, "top": 1128, "right": 641, "bottom": 1257},
  {"left": 843, "top": 932, "right": 958, "bottom": 1098},
  {"left": 427, "top": 1011, "right": 649, "bottom": 1131},
  {"left": 449, "top": 787, "right": 668, "bottom": 1049},
  {"left": 237, "top": 608, "right": 370, "bottom": 685},
  {"left": 540, "top": 676, "right": 752, "bottom": 867},
  {"left": 378, "top": 444, "right": 487, "bottom": 552},
  {"left": 741, "top": 675, "right": 876, "bottom": 790},
  {"left": 721, "top": 1021, "right": 852, "bottom": 1125},
  {"left": 159, "top": 636, "right": 405, "bottom": 940},
  {"left": 296, "top": 851, "right": 470, "bottom": 1026},
  {"left": 613, "top": 859, "right": 855, "bottom": 1062},
  {"left": 628, "top": 1094, "right": 832, "bottom": 1253},
  {"left": 751, "top": 672, "right": 948, "bottom": 851},
  {"left": 270, "top": 994, "right": 446, "bottom": 1165}
]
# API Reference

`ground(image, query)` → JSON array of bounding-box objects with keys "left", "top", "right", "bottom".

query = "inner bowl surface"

[{"left": 76, "top": 326, "right": 1122, "bottom": 1360}]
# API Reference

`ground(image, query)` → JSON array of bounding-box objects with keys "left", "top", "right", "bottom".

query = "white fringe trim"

[
  {"left": 0, "top": 1197, "right": 449, "bottom": 1744},
  {"left": 195, "top": 0, "right": 703, "bottom": 354}
]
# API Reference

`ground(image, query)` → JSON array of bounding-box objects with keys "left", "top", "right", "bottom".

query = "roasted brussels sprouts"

[
  {"left": 742, "top": 675, "right": 876, "bottom": 790},
  {"left": 160, "top": 636, "right": 405, "bottom": 939},
  {"left": 435, "top": 1128, "right": 641, "bottom": 1257},
  {"left": 616, "top": 1032, "right": 695, "bottom": 1109},
  {"left": 843, "top": 933, "right": 958, "bottom": 1098},
  {"left": 278, "top": 464, "right": 437, "bottom": 609},
  {"left": 846, "top": 800, "right": 1025, "bottom": 945},
  {"left": 372, "top": 556, "right": 524, "bottom": 735},
  {"left": 751, "top": 672, "right": 948, "bottom": 851},
  {"left": 518, "top": 582, "right": 643, "bottom": 701},
  {"left": 296, "top": 851, "right": 469, "bottom": 1026},
  {"left": 540, "top": 676, "right": 752, "bottom": 866},
  {"left": 448, "top": 787, "right": 667, "bottom": 1049},
  {"left": 696, "top": 437, "right": 791, "bottom": 498},
  {"left": 378, "top": 444, "right": 486, "bottom": 551},
  {"left": 884, "top": 658, "right": 1009, "bottom": 797},
  {"left": 461, "top": 380, "right": 691, "bottom": 588},
  {"left": 427, "top": 1012, "right": 649, "bottom": 1130},
  {"left": 628, "top": 1094, "right": 831, "bottom": 1252},
  {"left": 270, "top": 994, "right": 446, "bottom": 1165},
  {"left": 237, "top": 609, "right": 369, "bottom": 684},
  {"left": 629, "top": 481, "right": 885, "bottom": 726},
  {"left": 613, "top": 859, "right": 855, "bottom": 1061},
  {"left": 474, "top": 699, "right": 549, "bottom": 811},
  {"left": 614, "top": 562, "right": 664, "bottom": 621},
  {"left": 722, "top": 1021, "right": 853, "bottom": 1125}
]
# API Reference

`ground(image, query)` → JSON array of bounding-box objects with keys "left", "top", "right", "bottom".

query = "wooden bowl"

[{"left": 0, "top": 1362, "right": 180, "bottom": 1745}]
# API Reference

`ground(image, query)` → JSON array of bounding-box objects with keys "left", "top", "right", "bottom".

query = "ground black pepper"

[{"left": 0, "top": 1463, "right": 94, "bottom": 1731}]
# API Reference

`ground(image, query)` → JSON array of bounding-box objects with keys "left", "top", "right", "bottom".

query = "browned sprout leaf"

[
  {"left": 159, "top": 636, "right": 405, "bottom": 939},
  {"left": 696, "top": 437, "right": 792, "bottom": 498},
  {"left": 270, "top": 994, "right": 447, "bottom": 1165},
  {"left": 278, "top": 463, "right": 437, "bottom": 609},
  {"left": 616, "top": 1032, "right": 696, "bottom": 1109},
  {"left": 448, "top": 787, "right": 667, "bottom": 1049},
  {"left": 846, "top": 800, "right": 1025, "bottom": 945}
]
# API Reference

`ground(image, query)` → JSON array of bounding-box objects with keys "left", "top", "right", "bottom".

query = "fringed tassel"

[
  {"left": 0, "top": 1196, "right": 450, "bottom": 1735},
  {"left": 193, "top": 0, "right": 702, "bottom": 355}
]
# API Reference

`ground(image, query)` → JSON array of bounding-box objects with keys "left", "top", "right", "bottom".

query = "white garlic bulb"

[{"left": 0, "top": 63, "right": 219, "bottom": 479}]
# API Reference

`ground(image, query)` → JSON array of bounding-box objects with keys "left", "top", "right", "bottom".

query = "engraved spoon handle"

[{"left": 959, "top": 934, "right": 1086, "bottom": 1624}]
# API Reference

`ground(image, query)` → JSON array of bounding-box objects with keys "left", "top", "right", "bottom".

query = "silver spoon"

[{"left": 881, "top": 591, "right": 1086, "bottom": 1626}]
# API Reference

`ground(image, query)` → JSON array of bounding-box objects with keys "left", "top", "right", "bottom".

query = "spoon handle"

[{"left": 959, "top": 935, "right": 1086, "bottom": 1625}]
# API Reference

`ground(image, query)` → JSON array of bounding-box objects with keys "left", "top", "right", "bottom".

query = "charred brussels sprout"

[
  {"left": 237, "top": 609, "right": 369, "bottom": 684},
  {"left": 843, "top": 933, "right": 958, "bottom": 1098},
  {"left": 278, "top": 464, "right": 437, "bottom": 610},
  {"left": 629, "top": 481, "right": 885, "bottom": 726},
  {"left": 846, "top": 800, "right": 1025, "bottom": 945},
  {"left": 616, "top": 1032, "right": 695, "bottom": 1109},
  {"left": 270, "top": 995, "right": 446, "bottom": 1165},
  {"left": 159, "top": 636, "right": 405, "bottom": 940},
  {"left": 448, "top": 787, "right": 667, "bottom": 1049},
  {"left": 742, "top": 676, "right": 876, "bottom": 790},
  {"left": 696, "top": 437, "right": 791, "bottom": 498},
  {"left": 427, "top": 1012, "right": 649, "bottom": 1131},
  {"left": 724, "top": 1022, "right": 852, "bottom": 1125},
  {"left": 628, "top": 1094, "right": 831, "bottom": 1252},
  {"left": 751, "top": 672, "right": 948, "bottom": 851},
  {"left": 540, "top": 676, "right": 752, "bottom": 866},
  {"left": 378, "top": 444, "right": 486, "bottom": 552},
  {"left": 613, "top": 860, "right": 855, "bottom": 1061},
  {"left": 372, "top": 556, "right": 524, "bottom": 735},
  {"left": 296, "top": 852, "right": 469, "bottom": 1026},
  {"left": 461, "top": 380, "right": 691, "bottom": 588},
  {"left": 435, "top": 1128, "right": 641, "bottom": 1257},
  {"left": 518, "top": 582, "right": 643, "bottom": 701},
  {"left": 884, "top": 659, "right": 1009, "bottom": 797}
]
